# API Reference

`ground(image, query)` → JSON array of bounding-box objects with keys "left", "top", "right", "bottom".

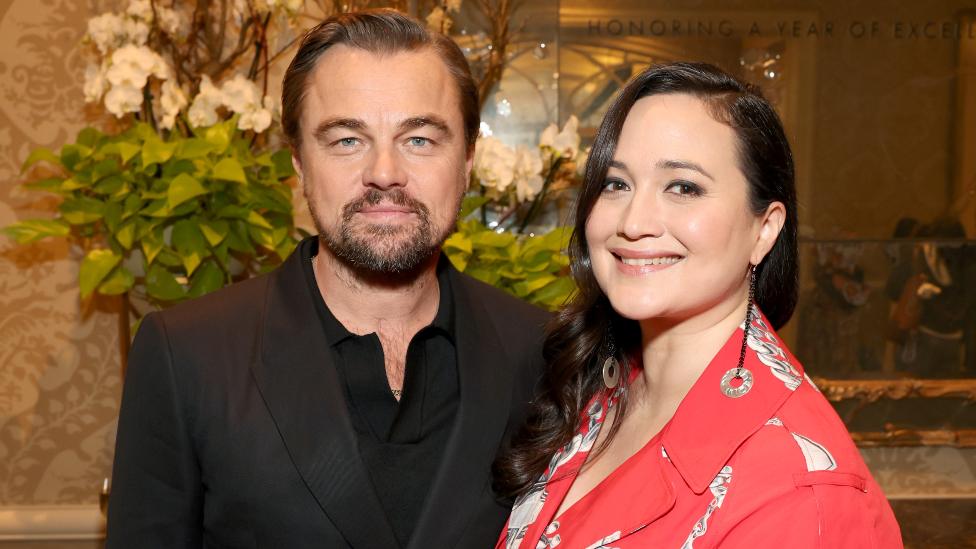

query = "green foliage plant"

[{"left": 5, "top": 119, "right": 297, "bottom": 358}]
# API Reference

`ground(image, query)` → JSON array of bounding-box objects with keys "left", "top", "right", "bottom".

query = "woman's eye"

[
  {"left": 601, "top": 179, "right": 629, "bottom": 193},
  {"left": 665, "top": 180, "right": 703, "bottom": 197}
]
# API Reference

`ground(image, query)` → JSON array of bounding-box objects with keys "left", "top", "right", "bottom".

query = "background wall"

[{"left": 0, "top": 0, "right": 121, "bottom": 512}]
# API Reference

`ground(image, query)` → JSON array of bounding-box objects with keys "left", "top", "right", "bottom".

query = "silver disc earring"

[
  {"left": 721, "top": 264, "right": 756, "bottom": 398},
  {"left": 602, "top": 330, "right": 620, "bottom": 389}
]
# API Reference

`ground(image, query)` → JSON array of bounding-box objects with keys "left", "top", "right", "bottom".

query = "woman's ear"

[{"left": 751, "top": 201, "right": 786, "bottom": 266}]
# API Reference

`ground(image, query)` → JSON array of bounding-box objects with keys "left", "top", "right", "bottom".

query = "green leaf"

[
  {"left": 199, "top": 219, "right": 228, "bottom": 246},
  {"left": 23, "top": 177, "right": 65, "bottom": 192},
  {"left": 2, "top": 219, "right": 70, "bottom": 243},
  {"left": 60, "top": 144, "right": 92, "bottom": 171},
  {"left": 21, "top": 147, "right": 61, "bottom": 172},
  {"left": 246, "top": 211, "right": 272, "bottom": 229},
  {"left": 168, "top": 173, "right": 208, "bottom": 208},
  {"left": 103, "top": 201, "right": 122, "bottom": 232},
  {"left": 140, "top": 198, "right": 172, "bottom": 218},
  {"left": 248, "top": 225, "right": 275, "bottom": 250},
  {"left": 172, "top": 220, "right": 208, "bottom": 275},
  {"left": 146, "top": 264, "right": 185, "bottom": 301},
  {"left": 76, "top": 127, "right": 102, "bottom": 148},
  {"left": 459, "top": 196, "right": 490, "bottom": 220},
  {"left": 470, "top": 230, "right": 516, "bottom": 248},
  {"left": 79, "top": 249, "right": 121, "bottom": 298},
  {"left": 93, "top": 174, "right": 125, "bottom": 195},
  {"left": 513, "top": 274, "right": 557, "bottom": 296},
  {"left": 60, "top": 198, "right": 105, "bottom": 225},
  {"left": 60, "top": 178, "right": 88, "bottom": 191},
  {"left": 212, "top": 157, "right": 247, "bottom": 184},
  {"left": 175, "top": 138, "right": 216, "bottom": 159},
  {"left": 271, "top": 149, "right": 295, "bottom": 179},
  {"left": 187, "top": 260, "right": 224, "bottom": 298},
  {"left": 114, "top": 219, "right": 137, "bottom": 249},
  {"left": 98, "top": 266, "right": 135, "bottom": 295},
  {"left": 117, "top": 142, "right": 141, "bottom": 165},
  {"left": 531, "top": 276, "right": 576, "bottom": 309},
  {"left": 92, "top": 158, "right": 120, "bottom": 181},
  {"left": 444, "top": 232, "right": 472, "bottom": 255},
  {"left": 201, "top": 120, "right": 233, "bottom": 152},
  {"left": 142, "top": 229, "right": 164, "bottom": 265},
  {"left": 122, "top": 193, "right": 143, "bottom": 219},
  {"left": 142, "top": 137, "right": 177, "bottom": 166}
]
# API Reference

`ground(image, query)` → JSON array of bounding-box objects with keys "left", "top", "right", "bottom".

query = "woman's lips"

[{"left": 612, "top": 253, "right": 684, "bottom": 274}]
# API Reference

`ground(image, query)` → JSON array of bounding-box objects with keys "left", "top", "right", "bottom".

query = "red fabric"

[{"left": 497, "top": 309, "right": 903, "bottom": 549}]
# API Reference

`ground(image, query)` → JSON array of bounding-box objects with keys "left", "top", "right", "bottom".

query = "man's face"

[{"left": 294, "top": 45, "right": 472, "bottom": 275}]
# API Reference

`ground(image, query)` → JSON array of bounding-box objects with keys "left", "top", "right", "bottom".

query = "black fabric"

[
  {"left": 105, "top": 236, "right": 550, "bottom": 549},
  {"left": 300, "top": 240, "right": 459, "bottom": 545}
]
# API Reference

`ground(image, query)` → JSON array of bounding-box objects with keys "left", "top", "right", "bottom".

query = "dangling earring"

[
  {"left": 720, "top": 264, "right": 756, "bottom": 398},
  {"left": 602, "top": 329, "right": 620, "bottom": 389}
]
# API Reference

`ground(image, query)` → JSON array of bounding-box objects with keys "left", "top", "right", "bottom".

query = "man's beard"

[{"left": 311, "top": 188, "right": 454, "bottom": 275}]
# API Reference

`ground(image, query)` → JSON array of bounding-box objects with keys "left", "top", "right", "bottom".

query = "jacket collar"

[
  {"left": 252, "top": 237, "right": 400, "bottom": 548},
  {"left": 660, "top": 307, "right": 807, "bottom": 494},
  {"left": 253, "top": 237, "right": 517, "bottom": 548}
]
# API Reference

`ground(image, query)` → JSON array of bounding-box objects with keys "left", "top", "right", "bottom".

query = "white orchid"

[
  {"left": 539, "top": 115, "right": 581, "bottom": 159},
  {"left": 220, "top": 74, "right": 262, "bottom": 114},
  {"left": 158, "top": 80, "right": 188, "bottom": 130},
  {"left": 473, "top": 137, "right": 516, "bottom": 192},
  {"left": 83, "top": 63, "right": 107, "bottom": 103},
  {"left": 124, "top": 18, "right": 151, "bottom": 46},
  {"left": 188, "top": 75, "right": 223, "bottom": 127},
  {"left": 104, "top": 84, "right": 143, "bottom": 117},
  {"left": 238, "top": 103, "right": 273, "bottom": 133},
  {"left": 105, "top": 45, "right": 168, "bottom": 90},
  {"left": 513, "top": 145, "right": 544, "bottom": 202},
  {"left": 126, "top": 0, "right": 154, "bottom": 22},
  {"left": 86, "top": 13, "right": 128, "bottom": 55}
]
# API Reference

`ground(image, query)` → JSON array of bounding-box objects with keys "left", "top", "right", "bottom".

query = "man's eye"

[
  {"left": 336, "top": 137, "right": 358, "bottom": 147},
  {"left": 408, "top": 137, "right": 431, "bottom": 147}
]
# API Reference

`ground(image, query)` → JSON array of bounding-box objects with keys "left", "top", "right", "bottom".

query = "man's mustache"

[{"left": 342, "top": 188, "right": 430, "bottom": 222}]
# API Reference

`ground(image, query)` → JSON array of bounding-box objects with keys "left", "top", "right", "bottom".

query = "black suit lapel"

[
  {"left": 251, "top": 241, "right": 399, "bottom": 548},
  {"left": 407, "top": 269, "right": 515, "bottom": 549}
]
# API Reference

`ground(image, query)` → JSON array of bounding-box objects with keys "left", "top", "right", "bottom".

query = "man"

[{"left": 106, "top": 10, "right": 548, "bottom": 548}]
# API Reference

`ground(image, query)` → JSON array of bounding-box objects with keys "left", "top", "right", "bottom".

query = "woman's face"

[{"left": 584, "top": 93, "right": 783, "bottom": 325}]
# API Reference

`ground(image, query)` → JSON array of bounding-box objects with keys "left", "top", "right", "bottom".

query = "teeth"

[{"left": 620, "top": 256, "right": 682, "bottom": 266}]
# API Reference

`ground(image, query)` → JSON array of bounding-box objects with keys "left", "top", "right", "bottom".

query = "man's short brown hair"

[{"left": 281, "top": 9, "right": 479, "bottom": 151}]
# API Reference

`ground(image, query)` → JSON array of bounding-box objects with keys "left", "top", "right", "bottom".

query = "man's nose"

[{"left": 363, "top": 144, "right": 407, "bottom": 189}]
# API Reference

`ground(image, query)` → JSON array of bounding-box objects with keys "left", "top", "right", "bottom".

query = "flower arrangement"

[
  {"left": 4, "top": 0, "right": 308, "bottom": 360},
  {"left": 444, "top": 116, "right": 586, "bottom": 309},
  {"left": 4, "top": 0, "right": 580, "bottom": 365}
]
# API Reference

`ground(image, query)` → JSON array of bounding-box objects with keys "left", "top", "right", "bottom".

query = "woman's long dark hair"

[{"left": 493, "top": 62, "right": 799, "bottom": 497}]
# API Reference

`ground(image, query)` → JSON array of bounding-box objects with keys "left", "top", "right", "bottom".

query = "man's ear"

[
  {"left": 751, "top": 201, "right": 786, "bottom": 266},
  {"left": 291, "top": 149, "right": 304, "bottom": 184}
]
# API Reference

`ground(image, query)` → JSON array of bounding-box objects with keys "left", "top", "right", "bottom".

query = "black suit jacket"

[{"left": 106, "top": 241, "right": 548, "bottom": 548}]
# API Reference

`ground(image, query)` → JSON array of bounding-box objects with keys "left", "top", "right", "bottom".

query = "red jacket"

[{"left": 498, "top": 308, "right": 902, "bottom": 548}]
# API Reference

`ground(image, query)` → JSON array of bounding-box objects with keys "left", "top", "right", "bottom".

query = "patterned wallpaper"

[
  {"left": 0, "top": 0, "right": 121, "bottom": 506},
  {"left": 0, "top": 0, "right": 972, "bottom": 511}
]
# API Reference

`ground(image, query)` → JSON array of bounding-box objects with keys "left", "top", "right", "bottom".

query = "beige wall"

[{"left": 0, "top": 0, "right": 121, "bottom": 510}]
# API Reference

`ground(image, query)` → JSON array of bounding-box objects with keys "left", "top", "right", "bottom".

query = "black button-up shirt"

[{"left": 301, "top": 239, "right": 459, "bottom": 546}]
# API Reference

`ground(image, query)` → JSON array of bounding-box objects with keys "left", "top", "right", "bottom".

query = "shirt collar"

[
  {"left": 299, "top": 236, "right": 457, "bottom": 347},
  {"left": 660, "top": 307, "right": 808, "bottom": 494}
]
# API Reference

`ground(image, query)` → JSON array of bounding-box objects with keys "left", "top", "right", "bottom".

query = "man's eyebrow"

[
  {"left": 398, "top": 115, "right": 452, "bottom": 138},
  {"left": 312, "top": 118, "right": 366, "bottom": 140},
  {"left": 656, "top": 159, "right": 714, "bottom": 180}
]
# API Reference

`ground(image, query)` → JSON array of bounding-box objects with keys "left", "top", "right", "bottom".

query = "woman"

[{"left": 494, "top": 63, "right": 901, "bottom": 548}]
